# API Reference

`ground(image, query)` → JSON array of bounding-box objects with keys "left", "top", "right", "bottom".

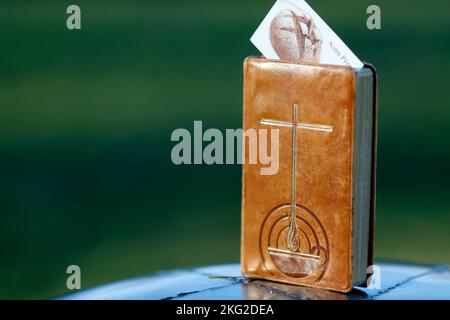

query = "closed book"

[{"left": 241, "top": 57, "right": 377, "bottom": 292}]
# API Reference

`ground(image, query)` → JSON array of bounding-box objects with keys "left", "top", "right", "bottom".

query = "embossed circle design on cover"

[{"left": 260, "top": 203, "right": 329, "bottom": 282}]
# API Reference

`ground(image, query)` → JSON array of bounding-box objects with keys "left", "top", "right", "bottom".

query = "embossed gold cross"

[{"left": 260, "top": 104, "right": 332, "bottom": 252}]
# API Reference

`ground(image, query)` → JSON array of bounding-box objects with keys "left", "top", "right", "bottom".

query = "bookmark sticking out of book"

[
  {"left": 241, "top": 0, "right": 377, "bottom": 293},
  {"left": 250, "top": 0, "right": 364, "bottom": 69}
]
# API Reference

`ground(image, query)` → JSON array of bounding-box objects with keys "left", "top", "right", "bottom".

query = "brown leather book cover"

[{"left": 241, "top": 57, "right": 377, "bottom": 292}]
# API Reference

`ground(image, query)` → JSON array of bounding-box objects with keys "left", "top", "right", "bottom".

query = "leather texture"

[{"left": 241, "top": 57, "right": 376, "bottom": 292}]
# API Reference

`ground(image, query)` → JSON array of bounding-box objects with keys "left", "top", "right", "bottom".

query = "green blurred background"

[{"left": 0, "top": 0, "right": 449, "bottom": 299}]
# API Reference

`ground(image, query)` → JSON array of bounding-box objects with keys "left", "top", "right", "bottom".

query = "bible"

[{"left": 241, "top": 57, "right": 377, "bottom": 292}]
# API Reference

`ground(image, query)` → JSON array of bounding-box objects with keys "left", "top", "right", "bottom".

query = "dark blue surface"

[{"left": 61, "top": 262, "right": 450, "bottom": 300}]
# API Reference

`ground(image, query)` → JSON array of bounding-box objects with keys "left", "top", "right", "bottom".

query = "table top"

[{"left": 61, "top": 261, "right": 450, "bottom": 300}]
